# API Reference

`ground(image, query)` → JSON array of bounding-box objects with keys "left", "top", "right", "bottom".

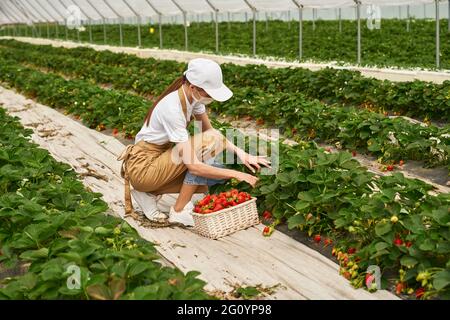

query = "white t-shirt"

[{"left": 135, "top": 87, "right": 206, "bottom": 145}]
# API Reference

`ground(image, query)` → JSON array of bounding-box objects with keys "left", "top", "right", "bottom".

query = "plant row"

[
  {"left": 0, "top": 108, "right": 210, "bottom": 300},
  {"left": 0, "top": 45, "right": 447, "bottom": 170},
  {"left": 1, "top": 38, "right": 449, "bottom": 121},
  {"left": 3, "top": 19, "right": 450, "bottom": 70},
  {"left": 0, "top": 56, "right": 449, "bottom": 299}
]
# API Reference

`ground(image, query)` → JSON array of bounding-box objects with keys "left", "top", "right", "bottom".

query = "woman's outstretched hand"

[
  {"left": 235, "top": 171, "right": 259, "bottom": 188},
  {"left": 237, "top": 151, "right": 272, "bottom": 174}
]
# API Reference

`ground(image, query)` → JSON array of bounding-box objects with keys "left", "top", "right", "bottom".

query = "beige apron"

[{"left": 117, "top": 87, "right": 225, "bottom": 216}]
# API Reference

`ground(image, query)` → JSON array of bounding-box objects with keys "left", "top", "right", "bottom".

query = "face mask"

[{"left": 192, "top": 87, "right": 214, "bottom": 105}]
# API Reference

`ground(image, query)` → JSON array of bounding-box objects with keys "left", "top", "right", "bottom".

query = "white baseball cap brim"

[
  {"left": 204, "top": 84, "right": 233, "bottom": 102},
  {"left": 183, "top": 58, "right": 233, "bottom": 102}
]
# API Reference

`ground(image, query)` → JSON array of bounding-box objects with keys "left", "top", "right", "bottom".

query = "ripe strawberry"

[
  {"left": 387, "top": 165, "right": 394, "bottom": 171},
  {"left": 405, "top": 241, "right": 413, "bottom": 248},
  {"left": 313, "top": 235, "right": 321, "bottom": 243},
  {"left": 365, "top": 273, "right": 375, "bottom": 288},
  {"left": 324, "top": 238, "right": 333, "bottom": 247},
  {"left": 352, "top": 151, "right": 357, "bottom": 157},
  {"left": 347, "top": 247, "right": 356, "bottom": 255},
  {"left": 415, "top": 287, "right": 425, "bottom": 299},
  {"left": 393, "top": 237, "right": 403, "bottom": 246},
  {"left": 262, "top": 211, "right": 272, "bottom": 220},
  {"left": 262, "top": 226, "right": 274, "bottom": 237},
  {"left": 112, "top": 128, "right": 119, "bottom": 136},
  {"left": 343, "top": 272, "right": 351, "bottom": 280},
  {"left": 396, "top": 282, "right": 405, "bottom": 295},
  {"left": 399, "top": 160, "right": 404, "bottom": 166},
  {"left": 213, "top": 203, "right": 224, "bottom": 212}
]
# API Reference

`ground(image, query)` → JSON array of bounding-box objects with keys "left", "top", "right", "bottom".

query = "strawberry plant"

[{"left": 0, "top": 108, "right": 210, "bottom": 300}]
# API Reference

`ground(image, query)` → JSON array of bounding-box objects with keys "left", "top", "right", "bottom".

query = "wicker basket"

[{"left": 192, "top": 197, "right": 259, "bottom": 239}]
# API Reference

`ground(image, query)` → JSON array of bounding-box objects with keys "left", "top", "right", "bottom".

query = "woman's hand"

[
  {"left": 235, "top": 171, "right": 259, "bottom": 188},
  {"left": 236, "top": 150, "right": 272, "bottom": 174}
]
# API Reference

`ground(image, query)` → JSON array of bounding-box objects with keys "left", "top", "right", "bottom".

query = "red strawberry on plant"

[
  {"left": 313, "top": 235, "right": 321, "bottom": 243},
  {"left": 396, "top": 282, "right": 405, "bottom": 295},
  {"left": 324, "top": 238, "right": 333, "bottom": 247},
  {"left": 415, "top": 287, "right": 425, "bottom": 299},
  {"left": 393, "top": 237, "right": 403, "bottom": 246},
  {"left": 365, "top": 273, "right": 375, "bottom": 288},
  {"left": 262, "top": 211, "right": 272, "bottom": 220},
  {"left": 112, "top": 128, "right": 119, "bottom": 136},
  {"left": 347, "top": 247, "right": 356, "bottom": 255},
  {"left": 387, "top": 165, "right": 394, "bottom": 171},
  {"left": 352, "top": 151, "right": 357, "bottom": 157},
  {"left": 405, "top": 241, "right": 413, "bottom": 248}
]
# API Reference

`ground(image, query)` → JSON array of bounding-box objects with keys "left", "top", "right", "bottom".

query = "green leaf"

[
  {"left": 375, "top": 221, "right": 392, "bottom": 236},
  {"left": 433, "top": 270, "right": 450, "bottom": 291},
  {"left": 375, "top": 242, "right": 391, "bottom": 252},
  {"left": 19, "top": 248, "right": 49, "bottom": 261},
  {"left": 287, "top": 214, "right": 306, "bottom": 230},
  {"left": 400, "top": 256, "right": 418, "bottom": 268},
  {"left": 295, "top": 201, "right": 310, "bottom": 211}
]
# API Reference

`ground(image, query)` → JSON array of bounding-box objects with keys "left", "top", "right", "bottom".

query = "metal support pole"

[
  {"left": 119, "top": 18, "right": 123, "bottom": 46},
  {"left": 159, "top": 14, "right": 163, "bottom": 48},
  {"left": 356, "top": 0, "right": 361, "bottom": 64},
  {"left": 55, "top": 0, "right": 71, "bottom": 39},
  {"left": 41, "top": 0, "right": 61, "bottom": 38},
  {"left": 292, "top": 1, "right": 303, "bottom": 60},
  {"left": 448, "top": 0, "right": 450, "bottom": 32},
  {"left": 206, "top": 0, "right": 219, "bottom": 53},
  {"left": 244, "top": 0, "right": 256, "bottom": 56},
  {"left": 265, "top": 12, "right": 268, "bottom": 32},
  {"left": 33, "top": 0, "right": 62, "bottom": 39},
  {"left": 288, "top": 10, "right": 291, "bottom": 30},
  {"left": 228, "top": 11, "right": 231, "bottom": 30},
  {"left": 146, "top": 0, "right": 162, "bottom": 48},
  {"left": 85, "top": 0, "right": 107, "bottom": 43},
  {"left": 123, "top": 0, "right": 142, "bottom": 47},
  {"left": 436, "top": 0, "right": 440, "bottom": 68},
  {"left": 103, "top": 19, "right": 107, "bottom": 43},
  {"left": 407, "top": 5, "right": 410, "bottom": 32},
  {"left": 339, "top": 8, "right": 342, "bottom": 32},
  {"left": 46, "top": 22, "right": 49, "bottom": 38},
  {"left": 312, "top": 8, "right": 316, "bottom": 31},
  {"left": 101, "top": 0, "right": 124, "bottom": 46},
  {"left": 171, "top": 0, "right": 188, "bottom": 51}
]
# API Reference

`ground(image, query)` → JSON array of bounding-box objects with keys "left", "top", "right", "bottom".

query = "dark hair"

[{"left": 143, "top": 75, "right": 190, "bottom": 127}]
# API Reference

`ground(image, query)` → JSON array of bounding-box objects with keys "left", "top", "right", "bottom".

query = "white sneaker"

[
  {"left": 169, "top": 203, "right": 195, "bottom": 227},
  {"left": 131, "top": 190, "right": 167, "bottom": 221}
]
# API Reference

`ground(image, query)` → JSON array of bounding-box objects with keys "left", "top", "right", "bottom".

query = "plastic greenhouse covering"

[{"left": 0, "top": 0, "right": 443, "bottom": 24}]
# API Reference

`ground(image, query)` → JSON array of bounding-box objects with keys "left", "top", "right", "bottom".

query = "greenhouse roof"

[{"left": 0, "top": 0, "right": 439, "bottom": 24}]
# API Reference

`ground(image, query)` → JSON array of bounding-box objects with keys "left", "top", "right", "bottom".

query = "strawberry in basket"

[{"left": 194, "top": 189, "right": 252, "bottom": 214}]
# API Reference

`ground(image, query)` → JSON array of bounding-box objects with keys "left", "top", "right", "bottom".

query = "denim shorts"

[{"left": 183, "top": 157, "right": 226, "bottom": 187}]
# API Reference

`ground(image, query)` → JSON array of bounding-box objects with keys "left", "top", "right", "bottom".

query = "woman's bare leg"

[{"left": 173, "top": 184, "right": 207, "bottom": 212}]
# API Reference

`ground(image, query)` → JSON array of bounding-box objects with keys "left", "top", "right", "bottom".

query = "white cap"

[{"left": 183, "top": 58, "right": 233, "bottom": 102}]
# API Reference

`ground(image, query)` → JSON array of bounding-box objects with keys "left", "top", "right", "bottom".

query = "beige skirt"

[{"left": 117, "top": 129, "right": 226, "bottom": 214}]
